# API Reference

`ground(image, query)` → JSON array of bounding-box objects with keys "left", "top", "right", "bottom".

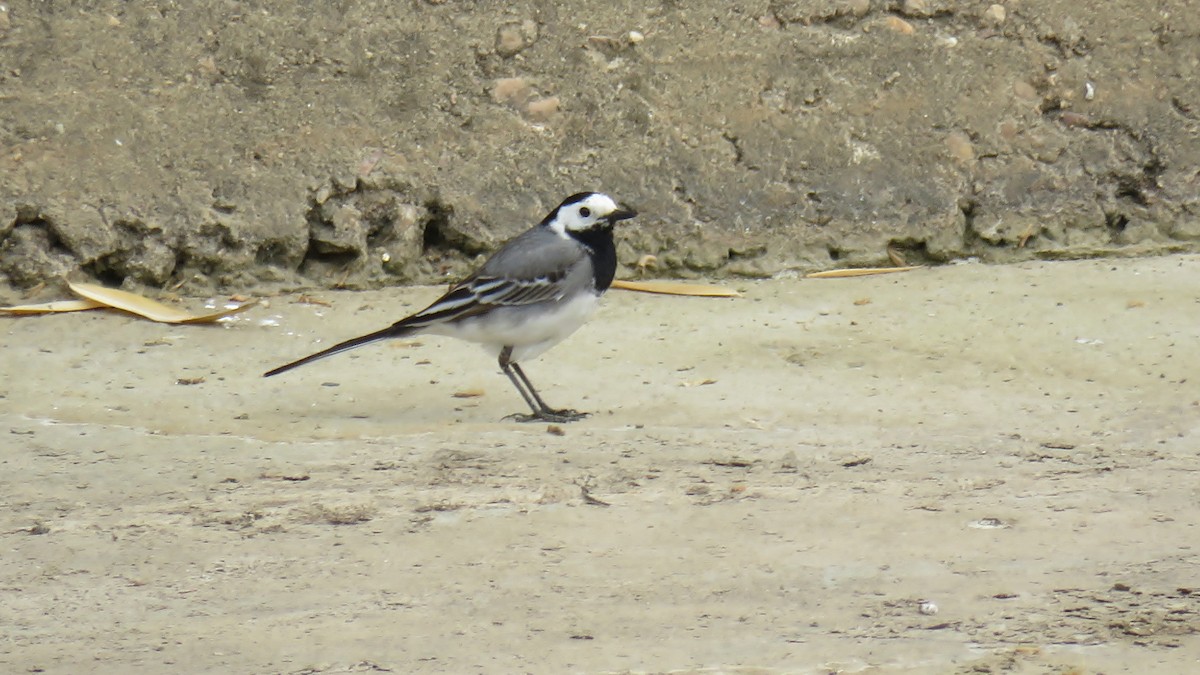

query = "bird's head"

[{"left": 543, "top": 192, "right": 637, "bottom": 238}]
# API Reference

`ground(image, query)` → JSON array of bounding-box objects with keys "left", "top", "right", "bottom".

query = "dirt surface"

[
  {"left": 3, "top": 2, "right": 1200, "bottom": 292},
  {"left": 2, "top": 255, "right": 1198, "bottom": 673}
]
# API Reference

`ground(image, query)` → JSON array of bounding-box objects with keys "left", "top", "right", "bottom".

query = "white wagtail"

[{"left": 264, "top": 191, "right": 638, "bottom": 423}]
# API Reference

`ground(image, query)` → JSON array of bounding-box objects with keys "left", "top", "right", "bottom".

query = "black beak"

[{"left": 609, "top": 205, "right": 638, "bottom": 223}]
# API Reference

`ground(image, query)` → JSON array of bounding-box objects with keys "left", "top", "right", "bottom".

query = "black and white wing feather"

[
  {"left": 261, "top": 216, "right": 599, "bottom": 378},
  {"left": 388, "top": 225, "right": 590, "bottom": 327}
]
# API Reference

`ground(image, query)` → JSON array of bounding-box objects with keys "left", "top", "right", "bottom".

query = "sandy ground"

[{"left": 2, "top": 256, "right": 1199, "bottom": 674}]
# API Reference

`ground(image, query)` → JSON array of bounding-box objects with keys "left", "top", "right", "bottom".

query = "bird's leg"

[
  {"left": 498, "top": 348, "right": 588, "bottom": 423},
  {"left": 498, "top": 347, "right": 542, "bottom": 417},
  {"left": 509, "top": 362, "right": 554, "bottom": 412},
  {"left": 511, "top": 362, "right": 589, "bottom": 422}
]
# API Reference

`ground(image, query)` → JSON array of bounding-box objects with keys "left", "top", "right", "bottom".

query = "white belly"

[{"left": 425, "top": 292, "right": 602, "bottom": 362}]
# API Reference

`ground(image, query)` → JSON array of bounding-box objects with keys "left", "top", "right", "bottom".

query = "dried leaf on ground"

[{"left": 610, "top": 280, "right": 739, "bottom": 297}]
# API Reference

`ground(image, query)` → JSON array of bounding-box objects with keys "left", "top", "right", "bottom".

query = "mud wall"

[{"left": 1, "top": 1, "right": 1197, "bottom": 291}]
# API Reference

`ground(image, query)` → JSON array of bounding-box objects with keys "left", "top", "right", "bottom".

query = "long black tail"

[{"left": 263, "top": 324, "right": 417, "bottom": 377}]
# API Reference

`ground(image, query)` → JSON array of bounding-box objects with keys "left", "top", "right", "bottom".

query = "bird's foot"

[{"left": 505, "top": 408, "right": 590, "bottom": 424}]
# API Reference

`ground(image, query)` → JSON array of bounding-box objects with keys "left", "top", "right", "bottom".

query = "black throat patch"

[{"left": 568, "top": 225, "right": 617, "bottom": 292}]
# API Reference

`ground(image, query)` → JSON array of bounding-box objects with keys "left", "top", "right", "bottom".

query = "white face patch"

[{"left": 546, "top": 193, "right": 620, "bottom": 238}]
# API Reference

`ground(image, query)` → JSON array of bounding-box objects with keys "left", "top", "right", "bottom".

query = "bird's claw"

[{"left": 505, "top": 409, "right": 590, "bottom": 424}]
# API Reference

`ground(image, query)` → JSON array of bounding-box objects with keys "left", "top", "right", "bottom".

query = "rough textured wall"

[{"left": 1, "top": 1, "right": 1197, "bottom": 291}]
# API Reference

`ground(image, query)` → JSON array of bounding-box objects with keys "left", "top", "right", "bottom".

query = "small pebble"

[
  {"left": 758, "top": 14, "right": 781, "bottom": 30},
  {"left": 1058, "top": 111, "right": 1091, "bottom": 127},
  {"left": 525, "top": 96, "right": 560, "bottom": 122},
  {"left": 968, "top": 517, "right": 1010, "bottom": 529},
  {"left": 918, "top": 600, "right": 939, "bottom": 615},
  {"left": 884, "top": 16, "right": 915, "bottom": 35},
  {"left": 1012, "top": 80, "right": 1038, "bottom": 101},
  {"left": 945, "top": 131, "right": 975, "bottom": 162},
  {"left": 492, "top": 77, "right": 531, "bottom": 105},
  {"left": 495, "top": 19, "right": 538, "bottom": 57},
  {"left": 495, "top": 27, "right": 525, "bottom": 57},
  {"left": 983, "top": 4, "right": 1007, "bottom": 25}
]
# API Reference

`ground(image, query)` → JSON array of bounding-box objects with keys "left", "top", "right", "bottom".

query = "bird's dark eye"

[{"left": 579, "top": 207, "right": 591, "bottom": 218}]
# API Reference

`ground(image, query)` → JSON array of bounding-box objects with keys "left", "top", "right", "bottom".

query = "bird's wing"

[
  {"left": 263, "top": 216, "right": 607, "bottom": 377},
  {"left": 400, "top": 228, "right": 591, "bottom": 327}
]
